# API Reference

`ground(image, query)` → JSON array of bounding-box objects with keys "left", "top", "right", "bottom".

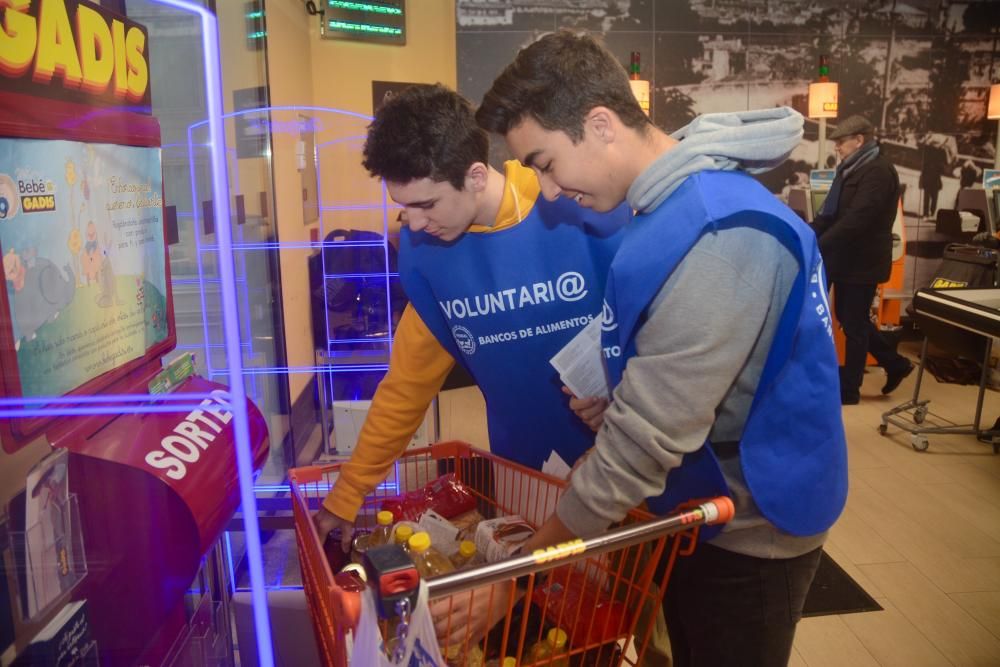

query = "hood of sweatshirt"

[{"left": 627, "top": 107, "right": 804, "bottom": 213}]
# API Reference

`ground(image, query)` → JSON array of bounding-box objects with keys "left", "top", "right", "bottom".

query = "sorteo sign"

[{"left": 0, "top": 0, "right": 151, "bottom": 111}]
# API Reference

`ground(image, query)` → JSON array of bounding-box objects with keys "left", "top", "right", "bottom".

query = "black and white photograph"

[{"left": 458, "top": 0, "right": 1000, "bottom": 295}]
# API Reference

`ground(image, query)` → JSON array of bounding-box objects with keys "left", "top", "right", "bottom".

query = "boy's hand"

[
  {"left": 562, "top": 386, "right": 609, "bottom": 432},
  {"left": 431, "top": 583, "right": 522, "bottom": 647},
  {"left": 314, "top": 506, "right": 354, "bottom": 553}
]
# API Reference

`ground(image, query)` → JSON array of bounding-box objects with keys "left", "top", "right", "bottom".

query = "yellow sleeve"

[{"left": 322, "top": 304, "right": 456, "bottom": 521}]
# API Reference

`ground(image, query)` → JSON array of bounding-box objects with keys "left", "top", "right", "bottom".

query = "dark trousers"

[
  {"left": 832, "top": 282, "right": 905, "bottom": 400},
  {"left": 922, "top": 188, "right": 939, "bottom": 218},
  {"left": 658, "top": 543, "right": 823, "bottom": 667}
]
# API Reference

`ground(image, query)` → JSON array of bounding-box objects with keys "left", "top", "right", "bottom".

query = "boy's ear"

[
  {"left": 586, "top": 107, "right": 616, "bottom": 144},
  {"left": 465, "top": 161, "right": 489, "bottom": 192}
]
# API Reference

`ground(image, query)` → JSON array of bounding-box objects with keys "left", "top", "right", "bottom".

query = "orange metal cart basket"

[{"left": 290, "top": 441, "right": 731, "bottom": 666}]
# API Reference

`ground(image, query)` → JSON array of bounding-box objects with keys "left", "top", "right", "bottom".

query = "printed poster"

[{"left": 0, "top": 138, "right": 168, "bottom": 398}]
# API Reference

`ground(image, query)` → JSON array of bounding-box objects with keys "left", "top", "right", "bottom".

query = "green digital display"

[{"left": 322, "top": 0, "right": 405, "bottom": 45}]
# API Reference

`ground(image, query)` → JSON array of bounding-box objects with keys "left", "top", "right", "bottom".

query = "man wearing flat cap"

[{"left": 812, "top": 114, "right": 913, "bottom": 405}]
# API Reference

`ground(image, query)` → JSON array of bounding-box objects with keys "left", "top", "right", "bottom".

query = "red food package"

[
  {"left": 379, "top": 473, "right": 477, "bottom": 522},
  {"left": 531, "top": 566, "right": 631, "bottom": 646}
]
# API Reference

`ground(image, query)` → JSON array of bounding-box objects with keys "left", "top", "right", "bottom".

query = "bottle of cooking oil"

[
  {"left": 528, "top": 628, "right": 569, "bottom": 666},
  {"left": 484, "top": 657, "right": 515, "bottom": 667},
  {"left": 407, "top": 532, "right": 454, "bottom": 578},
  {"left": 393, "top": 524, "right": 414, "bottom": 554},
  {"left": 443, "top": 642, "right": 485, "bottom": 667},
  {"left": 450, "top": 540, "right": 477, "bottom": 569},
  {"left": 369, "top": 510, "right": 394, "bottom": 548}
]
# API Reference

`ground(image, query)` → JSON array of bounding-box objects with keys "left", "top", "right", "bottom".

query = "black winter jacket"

[{"left": 812, "top": 153, "right": 900, "bottom": 284}]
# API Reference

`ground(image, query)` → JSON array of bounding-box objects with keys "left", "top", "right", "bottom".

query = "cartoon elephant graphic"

[{"left": 11, "top": 257, "right": 76, "bottom": 349}]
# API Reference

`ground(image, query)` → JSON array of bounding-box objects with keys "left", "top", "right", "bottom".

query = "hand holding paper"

[{"left": 549, "top": 316, "right": 610, "bottom": 401}]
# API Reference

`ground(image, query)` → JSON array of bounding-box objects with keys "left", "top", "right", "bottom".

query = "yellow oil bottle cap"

[
  {"left": 376, "top": 510, "right": 394, "bottom": 526},
  {"left": 409, "top": 531, "right": 431, "bottom": 553},
  {"left": 394, "top": 525, "right": 414, "bottom": 544},
  {"left": 502, "top": 658, "right": 516, "bottom": 667},
  {"left": 458, "top": 540, "right": 476, "bottom": 558},
  {"left": 547, "top": 627, "right": 568, "bottom": 648}
]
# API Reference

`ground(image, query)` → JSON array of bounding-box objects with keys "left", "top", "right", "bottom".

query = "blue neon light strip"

[
  {"left": 173, "top": 278, "right": 249, "bottom": 285},
  {"left": 156, "top": 2, "right": 275, "bottom": 664},
  {"left": 318, "top": 203, "right": 399, "bottom": 211},
  {"left": 201, "top": 239, "right": 387, "bottom": 251},
  {"left": 0, "top": 392, "right": 215, "bottom": 406},
  {"left": 187, "top": 105, "right": 373, "bottom": 128},
  {"left": 322, "top": 272, "right": 399, "bottom": 279},
  {"left": 317, "top": 134, "right": 367, "bottom": 148},
  {"left": 0, "top": 404, "right": 216, "bottom": 418},
  {"left": 186, "top": 132, "right": 216, "bottom": 378},
  {"left": 251, "top": 481, "right": 399, "bottom": 495},
  {"left": 210, "top": 364, "right": 390, "bottom": 376}
]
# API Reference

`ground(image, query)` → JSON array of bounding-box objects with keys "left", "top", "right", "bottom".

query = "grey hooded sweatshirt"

[{"left": 557, "top": 107, "right": 828, "bottom": 559}]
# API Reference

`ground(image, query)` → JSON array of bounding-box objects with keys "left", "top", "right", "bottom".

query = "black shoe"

[
  {"left": 882, "top": 360, "right": 914, "bottom": 395},
  {"left": 841, "top": 393, "right": 860, "bottom": 405}
]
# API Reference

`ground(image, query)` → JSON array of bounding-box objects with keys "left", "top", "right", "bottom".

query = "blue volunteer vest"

[
  {"left": 400, "top": 196, "right": 629, "bottom": 470},
  {"left": 603, "top": 171, "right": 847, "bottom": 538}
]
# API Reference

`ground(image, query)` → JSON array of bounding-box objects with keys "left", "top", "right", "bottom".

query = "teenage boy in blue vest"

[
  {"left": 443, "top": 32, "right": 849, "bottom": 666},
  {"left": 314, "top": 85, "right": 629, "bottom": 551}
]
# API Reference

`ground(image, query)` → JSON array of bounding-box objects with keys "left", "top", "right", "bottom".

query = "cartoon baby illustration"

[
  {"left": 81, "top": 221, "right": 102, "bottom": 285},
  {"left": 66, "top": 159, "right": 84, "bottom": 286},
  {"left": 0, "top": 174, "right": 18, "bottom": 221},
  {"left": 96, "top": 237, "right": 121, "bottom": 308},
  {"left": 4, "top": 248, "right": 25, "bottom": 292}
]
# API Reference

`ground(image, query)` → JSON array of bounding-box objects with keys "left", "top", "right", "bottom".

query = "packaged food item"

[
  {"left": 450, "top": 540, "right": 478, "bottom": 569},
  {"left": 408, "top": 531, "right": 455, "bottom": 578},
  {"left": 333, "top": 563, "right": 367, "bottom": 592},
  {"left": 452, "top": 508, "right": 486, "bottom": 541},
  {"left": 527, "top": 627, "right": 569, "bottom": 666},
  {"left": 369, "top": 510, "right": 395, "bottom": 547},
  {"left": 417, "top": 509, "right": 462, "bottom": 557},
  {"left": 531, "top": 567, "right": 629, "bottom": 646},
  {"left": 380, "top": 473, "right": 477, "bottom": 522},
  {"left": 474, "top": 516, "right": 535, "bottom": 563}
]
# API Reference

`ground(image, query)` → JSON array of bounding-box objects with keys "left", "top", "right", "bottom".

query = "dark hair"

[
  {"left": 476, "top": 31, "right": 650, "bottom": 142},
  {"left": 362, "top": 84, "right": 489, "bottom": 189}
]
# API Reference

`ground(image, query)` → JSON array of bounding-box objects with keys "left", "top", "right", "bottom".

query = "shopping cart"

[{"left": 290, "top": 441, "right": 733, "bottom": 666}]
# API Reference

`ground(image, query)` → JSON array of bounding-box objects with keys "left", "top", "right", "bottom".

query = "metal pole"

[
  {"left": 818, "top": 117, "right": 827, "bottom": 168},
  {"left": 994, "top": 119, "right": 999, "bottom": 170}
]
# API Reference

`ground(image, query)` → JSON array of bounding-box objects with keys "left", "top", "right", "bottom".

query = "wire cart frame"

[{"left": 291, "top": 441, "right": 732, "bottom": 666}]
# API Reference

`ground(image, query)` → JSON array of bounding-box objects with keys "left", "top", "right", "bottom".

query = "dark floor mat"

[{"left": 802, "top": 551, "right": 882, "bottom": 617}]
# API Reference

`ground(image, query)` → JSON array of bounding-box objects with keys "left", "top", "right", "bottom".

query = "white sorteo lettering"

[
  {"left": 162, "top": 435, "right": 200, "bottom": 462},
  {"left": 144, "top": 451, "right": 185, "bottom": 480},
  {"left": 144, "top": 392, "right": 234, "bottom": 481}
]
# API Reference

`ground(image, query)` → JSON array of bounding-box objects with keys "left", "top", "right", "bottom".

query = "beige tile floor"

[
  {"left": 438, "top": 344, "right": 1000, "bottom": 666},
  {"left": 794, "top": 351, "right": 1000, "bottom": 667}
]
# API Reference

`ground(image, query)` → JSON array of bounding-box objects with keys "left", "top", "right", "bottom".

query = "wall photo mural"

[{"left": 457, "top": 0, "right": 999, "bottom": 295}]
